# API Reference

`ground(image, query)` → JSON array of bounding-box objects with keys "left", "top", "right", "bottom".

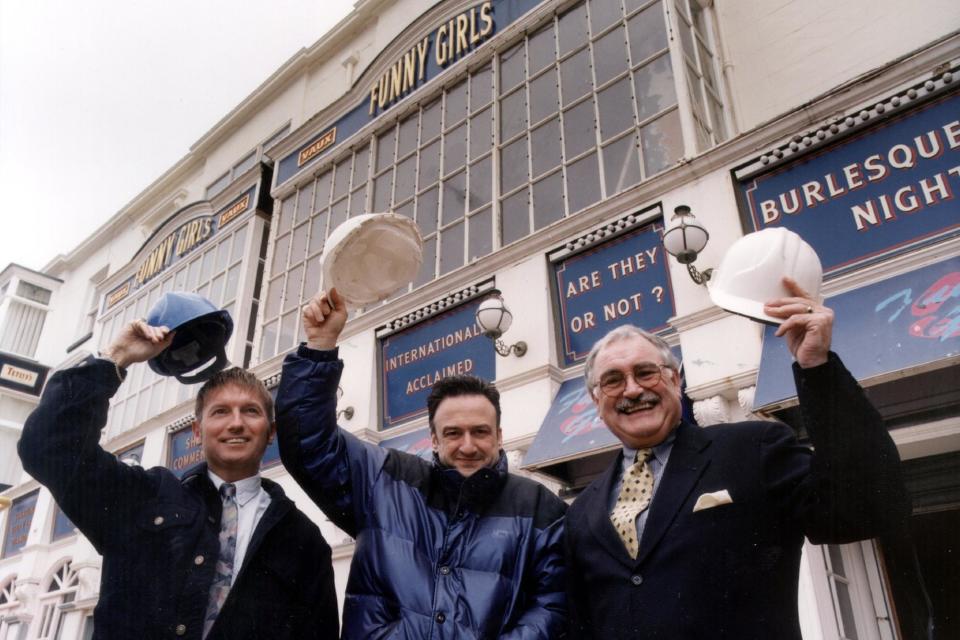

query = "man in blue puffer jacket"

[{"left": 277, "top": 288, "right": 568, "bottom": 639}]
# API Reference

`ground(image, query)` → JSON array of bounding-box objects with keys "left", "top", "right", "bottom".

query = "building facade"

[{"left": 2, "top": 0, "right": 958, "bottom": 638}]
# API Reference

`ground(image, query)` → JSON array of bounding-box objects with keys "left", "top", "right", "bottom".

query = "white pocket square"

[{"left": 692, "top": 490, "right": 733, "bottom": 512}]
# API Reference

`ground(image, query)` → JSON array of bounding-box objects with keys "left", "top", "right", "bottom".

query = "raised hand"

[
  {"left": 102, "top": 320, "right": 174, "bottom": 369},
  {"left": 303, "top": 288, "right": 348, "bottom": 351},
  {"left": 764, "top": 277, "right": 833, "bottom": 369}
]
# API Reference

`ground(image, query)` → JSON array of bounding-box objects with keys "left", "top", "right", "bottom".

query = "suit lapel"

[
  {"left": 583, "top": 451, "right": 639, "bottom": 570},
  {"left": 636, "top": 422, "right": 711, "bottom": 566}
]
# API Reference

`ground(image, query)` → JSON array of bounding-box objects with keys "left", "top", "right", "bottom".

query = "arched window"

[{"left": 35, "top": 562, "right": 78, "bottom": 640}]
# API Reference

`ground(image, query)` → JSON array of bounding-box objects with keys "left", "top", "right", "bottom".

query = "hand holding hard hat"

[
  {"left": 708, "top": 227, "right": 831, "bottom": 368},
  {"left": 303, "top": 288, "right": 348, "bottom": 351},
  {"left": 320, "top": 213, "right": 423, "bottom": 308},
  {"left": 101, "top": 319, "right": 174, "bottom": 369}
]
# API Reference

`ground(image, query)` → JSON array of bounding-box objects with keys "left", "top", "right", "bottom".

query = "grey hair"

[{"left": 583, "top": 325, "right": 681, "bottom": 392}]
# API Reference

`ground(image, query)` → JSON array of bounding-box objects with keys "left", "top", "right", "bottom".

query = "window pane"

[
  {"left": 279, "top": 310, "right": 298, "bottom": 352},
  {"left": 468, "top": 207, "right": 492, "bottom": 261},
  {"left": 215, "top": 238, "right": 231, "bottom": 272},
  {"left": 468, "top": 156, "right": 492, "bottom": 211},
  {"left": 709, "top": 95, "right": 727, "bottom": 141},
  {"left": 533, "top": 171, "right": 565, "bottom": 230},
  {"left": 628, "top": 2, "right": 668, "bottom": 63},
  {"left": 676, "top": 12, "right": 696, "bottom": 61},
  {"left": 395, "top": 156, "right": 416, "bottom": 203},
  {"left": 698, "top": 40, "right": 718, "bottom": 92},
  {"left": 500, "top": 136, "right": 529, "bottom": 193},
  {"left": 315, "top": 171, "right": 332, "bottom": 210},
  {"left": 593, "top": 25, "right": 629, "bottom": 85},
  {"left": 531, "top": 117, "right": 562, "bottom": 177},
  {"left": 376, "top": 127, "right": 396, "bottom": 170},
  {"left": 558, "top": 3, "right": 588, "bottom": 56},
  {"left": 500, "top": 42, "right": 526, "bottom": 94},
  {"left": 421, "top": 100, "right": 442, "bottom": 142},
  {"left": 835, "top": 581, "right": 860, "bottom": 640},
  {"left": 640, "top": 108, "right": 683, "bottom": 175},
  {"left": 602, "top": 134, "right": 641, "bottom": 195},
  {"left": 414, "top": 236, "right": 437, "bottom": 288},
  {"left": 528, "top": 23, "right": 556, "bottom": 76},
  {"left": 439, "top": 221, "right": 464, "bottom": 275},
  {"left": 260, "top": 320, "right": 278, "bottom": 360},
  {"left": 444, "top": 123, "right": 467, "bottom": 175},
  {"left": 445, "top": 80, "right": 468, "bottom": 126},
  {"left": 333, "top": 160, "right": 351, "bottom": 198},
  {"left": 210, "top": 274, "right": 225, "bottom": 306},
  {"left": 303, "top": 256, "right": 322, "bottom": 303},
  {"left": 330, "top": 198, "right": 349, "bottom": 231},
  {"left": 598, "top": 77, "right": 635, "bottom": 141},
  {"left": 634, "top": 54, "right": 677, "bottom": 121},
  {"left": 353, "top": 147, "right": 370, "bottom": 188},
  {"left": 264, "top": 276, "right": 284, "bottom": 319},
  {"left": 470, "top": 64, "right": 493, "bottom": 111},
  {"left": 529, "top": 69, "right": 559, "bottom": 124},
  {"left": 589, "top": 0, "right": 622, "bottom": 34},
  {"left": 271, "top": 234, "right": 290, "bottom": 273},
  {"left": 283, "top": 265, "right": 304, "bottom": 312},
  {"left": 231, "top": 225, "right": 248, "bottom": 261},
  {"left": 500, "top": 187, "right": 530, "bottom": 245},
  {"left": 373, "top": 171, "right": 393, "bottom": 211},
  {"left": 398, "top": 113, "right": 418, "bottom": 156},
  {"left": 416, "top": 186, "right": 439, "bottom": 235},
  {"left": 563, "top": 98, "right": 596, "bottom": 158},
  {"left": 500, "top": 87, "right": 528, "bottom": 141},
  {"left": 290, "top": 222, "right": 309, "bottom": 265},
  {"left": 418, "top": 140, "right": 441, "bottom": 190},
  {"left": 349, "top": 186, "right": 367, "bottom": 217},
  {"left": 560, "top": 49, "right": 592, "bottom": 106},
  {"left": 295, "top": 182, "right": 314, "bottom": 224},
  {"left": 442, "top": 171, "right": 466, "bottom": 225},
  {"left": 395, "top": 199, "right": 414, "bottom": 220},
  {"left": 309, "top": 211, "right": 327, "bottom": 255},
  {"left": 225, "top": 265, "right": 241, "bottom": 301},
  {"left": 469, "top": 107, "right": 492, "bottom": 161},
  {"left": 566, "top": 152, "right": 601, "bottom": 213}
]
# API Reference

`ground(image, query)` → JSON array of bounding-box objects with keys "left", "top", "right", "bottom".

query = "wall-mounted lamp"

[
  {"left": 662, "top": 205, "right": 713, "bottom": 285},
  {"left": 336, "top": 385, "right": 355, "bottom": 421},
  {"left": 475, "top": 294, "right": 528, "bottom": 357}
]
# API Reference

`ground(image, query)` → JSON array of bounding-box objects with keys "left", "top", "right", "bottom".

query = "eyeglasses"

[{"left": 596, "top": 363, "right": 673, "bottom": 397}]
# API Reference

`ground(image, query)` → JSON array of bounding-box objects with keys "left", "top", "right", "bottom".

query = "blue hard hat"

[{"left": 145, "top": 292, "right": 233, "bottom": 384}]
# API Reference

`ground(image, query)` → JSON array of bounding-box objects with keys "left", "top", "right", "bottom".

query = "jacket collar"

[{"left": 432, "top": 449, "right": 509, "bottom": 513}]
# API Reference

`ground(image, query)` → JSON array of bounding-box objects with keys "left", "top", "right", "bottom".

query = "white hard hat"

[
  {"left": 708, "top": 227, "right": 822, "bottom": 324},
  {"left": 321, "top": 213, "right": 424, "bottom": 307}
]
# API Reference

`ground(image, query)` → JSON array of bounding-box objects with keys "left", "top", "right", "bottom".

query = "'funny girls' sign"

[
  {"left": 738, "top": 89, "right": 960, "bottom": 275},
  {"left": 380, "top": 298, "right": 494, "bottom": 430},
  {"left": 551, "top": 222, "right": 675, "bottom": 367}
]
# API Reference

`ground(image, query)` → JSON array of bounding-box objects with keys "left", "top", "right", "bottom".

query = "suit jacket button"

[
  {"left": 436, "top": 612, "right": 446, "bottom": 624},
  {"left": 154, "top": 516, "right": 165, "bottom": 526},
  {"left": 175, "top": 623, "right": 187, "bottom": 635},
  {"left": 194, "top": 555, "right": 205, "bottom": 565},
  {"left": 439, "top": 565, "right": 450, "bottom": 575},
  {"left": 631, "top": 574, "right": 643, "bottom": 586}
]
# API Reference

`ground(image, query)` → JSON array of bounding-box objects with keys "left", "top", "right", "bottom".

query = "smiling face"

[
  {"left": 192, "top": 383, "right": 275, "bottom": 482},
  {"left": 591, "top": 335, "right": 682, "bottom": 449},
  {"left": 430, "top": 394, "right": 503, "bottom": 477}
]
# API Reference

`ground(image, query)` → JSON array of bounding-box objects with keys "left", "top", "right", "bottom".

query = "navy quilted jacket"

[{"left": 277, "top": 345, "right": 568, "bottom": 639}]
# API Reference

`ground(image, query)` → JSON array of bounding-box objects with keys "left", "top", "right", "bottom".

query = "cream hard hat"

[
  {"left": 708, "top": 227, "right": 822, "bottom": 324},
  {"left": 320, "top": 213, "right": 423, "bottom": 307}
]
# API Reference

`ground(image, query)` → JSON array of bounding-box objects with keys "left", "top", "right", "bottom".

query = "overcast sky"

[{"left": 0, "top": 0, "right": 355, "bottom": 272}]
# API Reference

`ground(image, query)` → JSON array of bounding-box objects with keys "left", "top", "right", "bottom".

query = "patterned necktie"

[
  {"left": 204, "top": 483, "right": 237, "bottom": 638},
  {"left": 610, "top": 449, "right": 654, "bottom": 559}
]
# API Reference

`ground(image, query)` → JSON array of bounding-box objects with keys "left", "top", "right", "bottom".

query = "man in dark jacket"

[
  {"left": 564, "top": 279, "right": 910, "bottom": 639},
  {"left": 18, "top": 319, "right": 339, "bottom": 640},
  {"left": 277, "top": 288, "right": 568, "bottom": 639}
]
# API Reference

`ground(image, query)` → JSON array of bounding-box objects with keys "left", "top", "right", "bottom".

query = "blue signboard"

[
  {"left": 553, "top": 223, "right": 675, "bottom": 366},
  {"left": 51, "top": 504, "right": 76, "bottom": 541},
  {"left": 276, "top": 0, "right": 544, "bottom": 186},
  {"left": 2, "top": 491, "right": 38, "bottom": 558},
  {"left": 738, "top": 90, "right": 960, "bottom": 275},
  {"left": 754, "top": 256, "right": 960, "bottom": 409},
  {"left": 380, "top": 298, "right": 495, "bottom": 429},
  {"left": 380, "top": 427, "right": 434, "bottom": 461}
]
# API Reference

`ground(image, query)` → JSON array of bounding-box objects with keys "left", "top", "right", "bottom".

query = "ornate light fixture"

[
  {"left": 661, "top": 205, "right": 712, "bottom": 285},
  {"left": 475, "top": 294, "right": 528, "bottom": 357},
  {"left": 336, "top": 385, "right": 355, "bottom": 421}
]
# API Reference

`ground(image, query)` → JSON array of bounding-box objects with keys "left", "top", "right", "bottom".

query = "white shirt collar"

[{"left": 207, "top": 470, "right": 263, "bottom": 508}]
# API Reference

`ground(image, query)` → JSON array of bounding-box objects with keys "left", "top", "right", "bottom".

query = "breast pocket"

[{"left": 134, "top": 502, "right": 199, "bottom": 562}]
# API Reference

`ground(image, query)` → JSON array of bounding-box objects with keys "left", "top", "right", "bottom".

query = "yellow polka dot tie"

[{"left": 610, "top": 448, "right": 654, "bottom": 559}]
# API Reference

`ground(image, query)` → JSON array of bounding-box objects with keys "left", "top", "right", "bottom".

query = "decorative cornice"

[{"left": 375, "top": 281, "right": 494, "bottom": 337}]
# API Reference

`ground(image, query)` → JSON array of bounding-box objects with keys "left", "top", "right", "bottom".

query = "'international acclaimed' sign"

[
  {"left": 380, "top": 298, "right": 494, "bottom": 430},
  {"left": 552, "top": 222, "right": 675, "bottom": 367},
  {"left": 754, "top": 255, "right": 960, "bottom": 410},
  {"left": 738, "top": 90, "right": 960, "bottom": 275},
  {"left": 103, "top": 187, "right": 255, "bottom": 311},
  {"left": 2, "top": 491, "right": 38, "bottom": 558},
  {"left": 277, "top": 0, "right": 544, "bottom": 186},
  {"left": 0, "top": 353, "right": 49, "bottom": 396}
]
